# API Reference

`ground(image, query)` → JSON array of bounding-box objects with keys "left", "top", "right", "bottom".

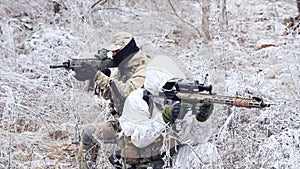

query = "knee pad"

[{"left": 81, "top": 124, "right": 96, "bottom": 145}]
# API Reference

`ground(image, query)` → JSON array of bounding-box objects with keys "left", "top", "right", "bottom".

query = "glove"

[
  {"left": 95, "top": 48, "right": 112, "bottom": 60},
  {"left": 196, "top": 100, "right": 214, "bottom": 122},
  {"left": 94, "top": 71, "right": 110, "bottom": 88},
  {"left": 162, "top": 102, "right": 181, "bottom": 124},
  {"left": 94, "top": 71, "right": 111, "bottom": 98}
]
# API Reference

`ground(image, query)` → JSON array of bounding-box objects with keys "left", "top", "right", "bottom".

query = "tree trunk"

[
  {"left": 201, "top": 0, "right": 212, "bottom": 42},
  {"left": 220, "top": 0, "right": 228, "bottom": 33},
  {"left": 297, "top": 0, "right": 300, "bottom": 14}
]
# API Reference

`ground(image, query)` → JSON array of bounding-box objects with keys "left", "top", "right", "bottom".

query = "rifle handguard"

[
  {"left": 233, "top": 98, "right": 251, "bottom": 107},
  {"left": 233, "top": 97, "right": 270, "bottom": 108}
]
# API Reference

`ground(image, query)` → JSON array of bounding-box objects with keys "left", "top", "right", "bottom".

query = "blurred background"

[{"left": 0, "top": 0, "right": 299, "bottom": 168}]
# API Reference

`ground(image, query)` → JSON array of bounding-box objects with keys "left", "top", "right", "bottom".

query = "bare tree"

[
  {"left": 220, "top": 0, "right": 228, "bottom": 34},
  {"left": 297, "top": 0, "right": 300, "bottom": 14},
  {"left": 201, "top": 0, "right": 212, "bottom": 43}
]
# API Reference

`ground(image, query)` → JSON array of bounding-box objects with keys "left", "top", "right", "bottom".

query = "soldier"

[
  {"left": 77, "top": 32, "right": 150, "bottom": 169},
  {"left": 117, "top": 55, "right": 215, "bottom": 168}
]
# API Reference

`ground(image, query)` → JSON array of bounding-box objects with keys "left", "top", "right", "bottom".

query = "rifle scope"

[{"left": 176, "top": 80, "right": 212, "bottom": 94}]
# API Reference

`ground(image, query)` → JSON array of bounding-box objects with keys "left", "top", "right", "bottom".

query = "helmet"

[{"left": 104, "top": 32, "right": 133, "bottom": 51}]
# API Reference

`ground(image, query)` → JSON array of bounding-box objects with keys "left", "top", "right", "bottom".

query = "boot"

[
  {"left": 77, "top": 143, "right": 99, "bottom": 169},
  {"left": 76, "top": 156, "right": 88, "bottom": 169}
]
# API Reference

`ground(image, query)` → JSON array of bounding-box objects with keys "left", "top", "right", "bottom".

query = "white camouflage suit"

[
  {"left": 119, "top": 55, "right": 223, "bottom": 168},
  {"left": 117, "top": 55, "right": 184, "bottom": 168}
]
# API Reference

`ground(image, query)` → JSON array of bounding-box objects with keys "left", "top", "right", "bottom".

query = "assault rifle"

[
  {"left": 50, "top": 56, "right": 115, "bottom": 81},
  {"left": 159, "top": 81, "right": 271, "bottom": 113}
]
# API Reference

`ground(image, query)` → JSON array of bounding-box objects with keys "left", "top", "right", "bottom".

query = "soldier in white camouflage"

[
  {"left": 76, "top": 32, "right": 150, "bottom": 169},
  {"left": 117, "top": 56, "right": 214, "bottom": 168}
]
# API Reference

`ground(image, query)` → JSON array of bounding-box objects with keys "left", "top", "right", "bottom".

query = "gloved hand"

[
  {"left": 196, "top": 100, "right": 214, "bottom": 122},
  {"left": 94, "top": 70, "right": 111, "bottom": 99},
  {"left": 162, "top": 101, "right": 181, "bottom": 124},
  {"left": 95, "top": 48, "right": 112, "bottom": 60},
  {"left": 94, "top": 71, "right": 110, "bottom": 88}
]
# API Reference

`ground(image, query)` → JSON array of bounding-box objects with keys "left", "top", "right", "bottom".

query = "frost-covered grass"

[{"left": 0, "top": 0, "right": 299, "bottom": 168}]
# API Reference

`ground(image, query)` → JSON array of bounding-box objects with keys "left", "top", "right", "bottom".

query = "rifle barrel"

[
  {"left": 50, "top": 65, "right": 67, "bottom": 68},
  {"left": 49, "top": 60, "right": 70, "bottom": 69}
]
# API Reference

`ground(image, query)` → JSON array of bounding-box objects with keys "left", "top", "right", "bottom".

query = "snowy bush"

[{"left": 0, "top": 0, "right": 299, "bottom": 168}]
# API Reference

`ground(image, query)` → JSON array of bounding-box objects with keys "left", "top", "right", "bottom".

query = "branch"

[
  {"left": 167, "top": 0, "right": 209, "bottom": 43},
  {"left": 91, "top": 0, "right": 108, "bottom": 9}
]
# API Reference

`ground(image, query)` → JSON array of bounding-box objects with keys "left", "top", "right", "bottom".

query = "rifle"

[
  {"left": 158, "top": 81, "right": 271, "bottom": 112},
  {"left": 108, "top": 80, "right": 126, "bottom": 115},
  {"left": 50, "top": 56, "right": 115, "bottom": 81}
]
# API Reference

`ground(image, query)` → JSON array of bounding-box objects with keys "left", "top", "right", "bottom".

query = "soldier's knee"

[{"left": 81, "top": 124, "right": 96, "bottom": 145}]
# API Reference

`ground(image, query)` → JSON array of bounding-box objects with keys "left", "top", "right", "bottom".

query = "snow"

[{"left": 0, "top": 0, "right": 299, "bottom": 168}]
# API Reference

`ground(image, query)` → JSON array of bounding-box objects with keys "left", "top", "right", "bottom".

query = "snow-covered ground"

[{"left": 0, "top": 0, "right": 299, "bottom": 168}]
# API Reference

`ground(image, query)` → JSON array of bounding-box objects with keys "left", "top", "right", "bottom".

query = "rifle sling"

[{"left": 109, "top": 80, "right": 126, "bottom": 112}]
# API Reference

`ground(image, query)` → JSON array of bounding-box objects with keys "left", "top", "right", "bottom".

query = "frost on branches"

[{"left": 0, "top": 0, "right": 299, "bottom": 168}]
